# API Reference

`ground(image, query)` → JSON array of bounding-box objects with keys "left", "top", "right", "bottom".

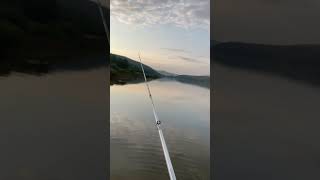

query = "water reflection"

[
  {"left": 213, "top": 63, "right": 320, "bottom": 180},
  {"left": 0, "top": 57, "right": 108, "bottom": 180},
  {"left": 0, "top": 54, "right": 108, "bottom": 77},
  {"left": 111, "top": 80, "right": 210, "bottom": 180}
]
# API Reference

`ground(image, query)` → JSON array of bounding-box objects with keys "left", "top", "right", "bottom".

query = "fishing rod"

[
  {"left": 96, "top": 0, "right": 176, "bottom": 178},
  {"left": 138, "top": 53, "right": 177, "bottom": 180},
  {"left": 97, "top": 0, "right": 110, "bottom": 44}
]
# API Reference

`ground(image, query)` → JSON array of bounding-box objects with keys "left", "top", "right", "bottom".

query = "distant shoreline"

[
  {"left": 111, "top": 53, "right": 209, "bottom": 88},
  {"left": 212, "top": 42, "right": 320, "bottom": 86}
]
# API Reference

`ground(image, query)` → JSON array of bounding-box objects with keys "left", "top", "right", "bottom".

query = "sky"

[
  {"left": 110, "top": 0, "right": 210, "bottom": 75},
  {"left": 213, "top": 0, "right": 320, "bottom": 45}
]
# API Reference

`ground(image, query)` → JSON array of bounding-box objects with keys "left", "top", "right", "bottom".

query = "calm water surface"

[
  {"left": 111, "top": 79, "right": 210, "bottom": 180},
  {"left": 0, "top": 67, "right": 108, "bottom": 180},
  {"left": 214, "top": 64, "right": 320, "bottom": 180}
]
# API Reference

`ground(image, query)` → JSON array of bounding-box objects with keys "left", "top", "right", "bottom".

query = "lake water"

[
  {"left": 213, "top": 63, "right": 320, "bottom": 180},
  {"left": 0, "top": 66, "right": 108, "bottom": 180},
  {"left": 110, "top": 79, "right": 210, "bottom": 180},
  {"left": 4, "top": 60, "right": 318, "bottom": 179}
]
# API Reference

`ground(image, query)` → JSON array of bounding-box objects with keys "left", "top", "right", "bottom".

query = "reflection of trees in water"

[
  {"left": 0, "top": 55, "right": 108, "bottom": 77},
  {"left": 0, "top": 60, "right": 49, "bottom": 76}
]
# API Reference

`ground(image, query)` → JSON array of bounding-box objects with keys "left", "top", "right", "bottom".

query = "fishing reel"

[{"left": 156, "top": 121, "right": 161, "bottom": 125}]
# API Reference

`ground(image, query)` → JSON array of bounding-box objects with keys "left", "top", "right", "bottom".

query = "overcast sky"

[
  {"left": 111, "top": 0, "right": 210, "bottom": 75},
  {"left": 213, "top": 0, "right": 320, "bottom": 45}
]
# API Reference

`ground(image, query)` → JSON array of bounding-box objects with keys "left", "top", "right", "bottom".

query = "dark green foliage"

[
  {"left": 110, "top": 54, "right": 162, "bottom": 84},
  {"left": 116, "top": 58, "right": 129, "bottom": 69}
]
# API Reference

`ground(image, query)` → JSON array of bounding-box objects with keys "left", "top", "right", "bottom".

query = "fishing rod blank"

[
  {"left": 138, "top": 53, "right": 177, "bottom": 180},
  {"left": 97, "top": 0, "right": 110, "bottom": 44},
  {"left": 97, "top": 0, "right": 176, "bottom": 178}
]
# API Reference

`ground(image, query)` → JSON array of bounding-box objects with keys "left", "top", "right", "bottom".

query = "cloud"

[
  {"left": 161, "top": 48, "right": 190, "bottom": 53},
  {"left": 111, "top": 0, "right": 209, "bottom": 30},
  {"left": 175, "top": 56, "right": 207, "bottom": 64}
]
